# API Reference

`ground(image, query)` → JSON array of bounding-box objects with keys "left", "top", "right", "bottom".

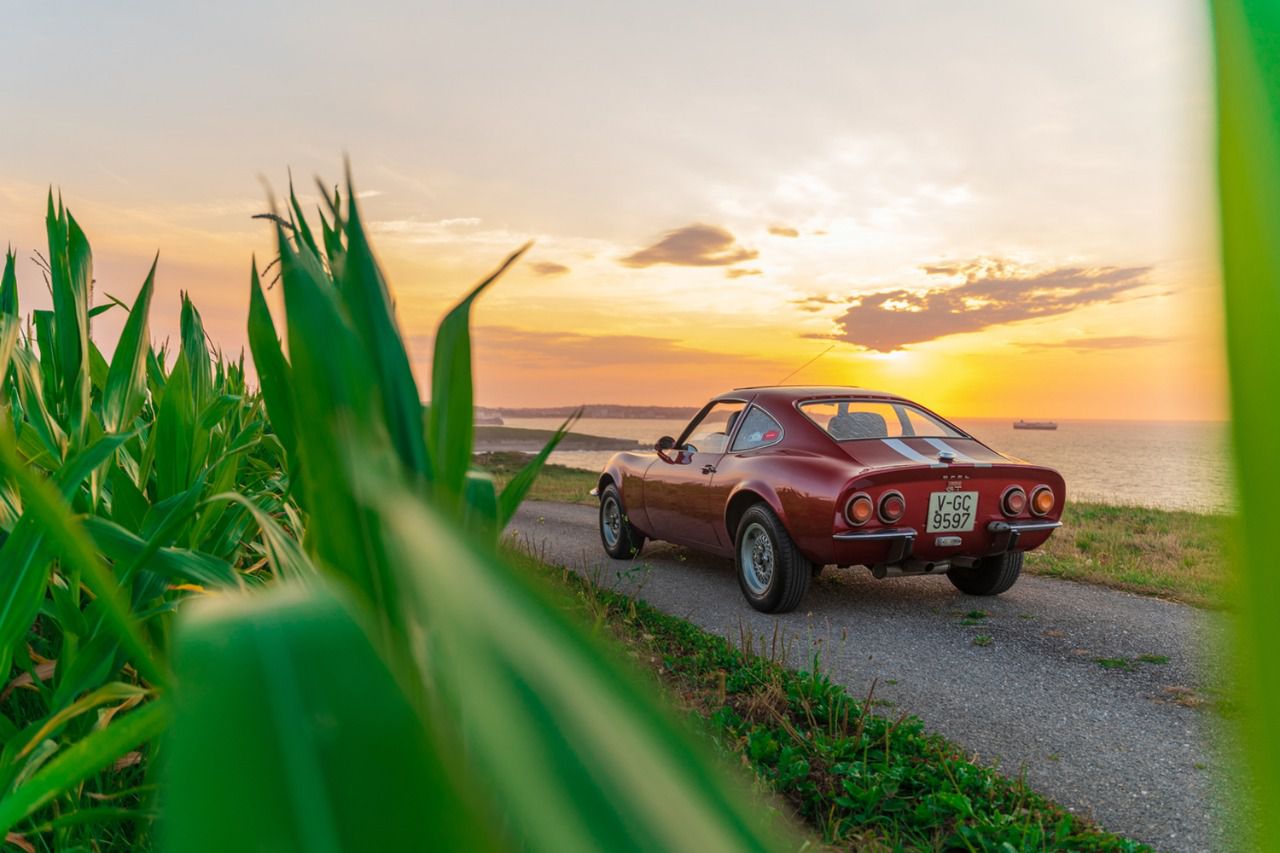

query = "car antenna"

[{"left": 775, "top": 344, "right": 834, "bottom": 385}]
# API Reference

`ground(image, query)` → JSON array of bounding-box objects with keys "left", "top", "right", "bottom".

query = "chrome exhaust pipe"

[{"left": 871, "top": 560, "right": 950, "bottom": 579}]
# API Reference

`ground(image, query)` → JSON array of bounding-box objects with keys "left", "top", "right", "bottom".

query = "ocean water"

[{"left": 503, "top": 416, "right": 1232, "bottom": 514}]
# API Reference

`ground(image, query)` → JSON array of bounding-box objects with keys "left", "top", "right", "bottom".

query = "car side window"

[
  {"left": 730, "top": 407, "right": 783, "bottom": 452},
  {"left": 682, "top": 401, "right": 746, "bottom": 455}
]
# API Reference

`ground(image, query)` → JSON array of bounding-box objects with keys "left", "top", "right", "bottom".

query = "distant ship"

[{"left": 1013, "top": 419, "right": 1058, "bottom": 430}]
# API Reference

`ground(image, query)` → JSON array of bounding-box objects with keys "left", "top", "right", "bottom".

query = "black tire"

[
  {"left": 734, "top": 504, "right": 812, "bottom": 613},
  {"left": 599, "top": 483, "right": 645, "bottom": 559},
  {"left": 947, "top": 550, "right": 1023, "bottom": 596}
]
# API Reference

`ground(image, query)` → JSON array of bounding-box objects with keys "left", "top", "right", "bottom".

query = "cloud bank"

[{"left": 828, "top": 259, "right": 1152, "bottom": 352}]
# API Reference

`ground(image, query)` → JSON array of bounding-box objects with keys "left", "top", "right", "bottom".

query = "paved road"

[{"left": 509, "top": 501, "right": 1233, "bottom": 852}]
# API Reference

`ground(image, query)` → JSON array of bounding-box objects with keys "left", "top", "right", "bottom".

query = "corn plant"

[
  {"left": 0, "top": 199, "right": 298, "bottom": 849},
  {"left": 1211, "top": 0, "right": 1280, "bottom": 847},
  {"left": 162, "top": 176, "right": 782, "bottom": 850},
  {"left": 0, "top": 177, "right": 783, "bottom": 851}
]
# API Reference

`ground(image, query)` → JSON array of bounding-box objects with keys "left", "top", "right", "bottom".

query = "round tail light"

[
  {"left": 846, "top": 493, "right": 874, "bottom": 526},
  {"left": 1001, "top": 486, "right": 1027, "bottom": 517},
  {"left": 1031, "top": 485, "right": 1055, "bottom": 516},
  {"left": 878, "top": 491, "right": 906, "bottom": 524}
]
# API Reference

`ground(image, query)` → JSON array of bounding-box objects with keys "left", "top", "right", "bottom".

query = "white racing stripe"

[{"left": 882, "top": 438, "right": 938, "bottom": 465}]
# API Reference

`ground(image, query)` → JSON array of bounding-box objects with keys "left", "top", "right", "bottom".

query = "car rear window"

[{"left": 798, "top": 400, "right": 963, "bottom": 441}]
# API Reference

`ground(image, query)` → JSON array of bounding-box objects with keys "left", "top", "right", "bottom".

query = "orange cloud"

[
  {"left": 620, "top": 224, "right": 757, "bottom": 268},
  {"left": 529, "top": 261, "right": 570, "bottom": 276},
  {"left": 790, "top": 294, "right": 848, "bottom": 312},
  {"left": 827, "top": 259, "right": 1152, "bottom": 351}
]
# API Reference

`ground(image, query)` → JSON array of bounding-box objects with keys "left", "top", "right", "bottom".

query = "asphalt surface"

[{"left": 509, "top": 501, "right": 1234, "bottom": 853}]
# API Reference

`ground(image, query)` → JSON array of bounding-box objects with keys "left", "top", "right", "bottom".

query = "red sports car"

[{"left": 593, "top": 386, "right": 1064, "bottom": 613}]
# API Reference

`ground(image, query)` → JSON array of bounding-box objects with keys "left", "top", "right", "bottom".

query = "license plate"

[{"left": 927, "top": 491, "right": 978, "bottom": 533}]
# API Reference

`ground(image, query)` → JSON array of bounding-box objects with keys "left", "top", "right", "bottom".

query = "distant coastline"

[
  {"left": 474, "top": 425, "right": 643, "bottom": 453},
  {"left": 477, "top": 404, "right": 699, "bottom": 420}
]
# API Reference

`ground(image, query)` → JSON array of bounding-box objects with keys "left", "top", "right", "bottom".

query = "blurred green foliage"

[{"left": 1212, "top": 0, "right": 1280, "bottom": 847}]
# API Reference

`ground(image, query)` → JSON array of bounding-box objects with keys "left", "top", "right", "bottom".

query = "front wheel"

[
  {"left": 735, "top": 504, "right": 812, "bottom": 613},
  {"left": 947, "top": 550, "right": 1023, "bottom": 596},
  {"left": 599, "top": 483, "right": 645, "bottom": 559}
]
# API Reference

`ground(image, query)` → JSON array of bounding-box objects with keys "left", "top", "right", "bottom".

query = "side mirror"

[{"left": 656, "top": 435, "right": 676, "bottom": 462}]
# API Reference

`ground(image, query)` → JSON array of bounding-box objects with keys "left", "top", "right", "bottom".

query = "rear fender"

[{"left": 724, "top": 481, "right": 789, "bottom": 546}]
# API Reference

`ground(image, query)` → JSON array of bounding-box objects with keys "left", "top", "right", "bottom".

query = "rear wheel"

[
  {"left": 735, "top": 504, "right": 811, "bottom": 613},
  {"left": 599, "top": 483, "right": 644, "bottom": 559},
  {"left": 948, "top": 550, "right": 1023, "bottom": 596}
]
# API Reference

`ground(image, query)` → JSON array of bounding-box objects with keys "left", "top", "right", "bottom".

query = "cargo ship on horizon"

[{"left": 1013, "top": 419, "right": 1058, "bottom": 430}]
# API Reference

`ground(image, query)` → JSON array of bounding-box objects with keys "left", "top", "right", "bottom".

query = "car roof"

[{"left": 723, "top": 385, "right": 903, "bottom": 403}]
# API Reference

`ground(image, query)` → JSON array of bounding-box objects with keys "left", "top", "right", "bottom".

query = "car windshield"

[{"left": 798, "top": 400, "right": 963, "bottom": 441}]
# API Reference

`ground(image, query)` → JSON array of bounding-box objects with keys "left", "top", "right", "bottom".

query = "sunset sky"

[{"left": 2, "top": 1, "right": 1224, "bottom": 419}]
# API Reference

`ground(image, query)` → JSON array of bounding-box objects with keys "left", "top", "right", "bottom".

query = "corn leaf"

[
  {"left": 102, "top": 259, "right": 156, "bottom": 433},
  {"left": 428, "top": 244, "right": 528, "bottom": 501},
  {"left": 247, "top": 264, "right": 297, "bottom": 461},
  {"left": 338, "top": 176, "right": 431, "bottom": 482},
  {"left": 180, "top": 296, "right": 214, "bottom": 412},
  {"left": 162, "top": 582, "right": 495, "bottom": 853},
  {"left": 0, "top": 434, "right": 168, "bottom": 688},
  {"left": 1211, "top": 0, "right": 1280, "bottom": 844},
  {"left": 153, "top": 353, "right": 192, "bottom": 502},
  {"left": 369, "top": 473, "right": 781, "bottom": 852},
  {"left": 82, "top": 516, "right": 240, "bottom": 589},
  {"left": 0, "top": 251, "right": 17, "bottom": 387},
  {"left": 0, "top": 700, "right": 168, "bottom": 836}
]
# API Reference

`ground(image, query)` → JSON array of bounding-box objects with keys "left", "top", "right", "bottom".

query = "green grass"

[
  {"left": 519, "top": 549, "right": 1147, "bottom": 851},
  {"left": 1093, "top": 655, "right": 1170, "bottom": 672},
  {"left": 1094, "top": 658, "right": 1135, "bottom": 671},
  {"left": 476, "top": 451, "right": 599, "bottom": 505},
  {"left": 1028, "top": 502, "right": 1227, "bottom": 607}
]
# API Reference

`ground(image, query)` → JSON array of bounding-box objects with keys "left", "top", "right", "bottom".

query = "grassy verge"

[
  {"left": 477, "top": 452, "right": 600, "bottom": 505},
  {"left": 1028, "top": 502, "right": 1227, "bottom": 608},
  {"left": 481, "top": 455, "right": 1227, "bottom": 607},
  {"left": 515, "top": 549, "right": 1147, "bottom": 851}
]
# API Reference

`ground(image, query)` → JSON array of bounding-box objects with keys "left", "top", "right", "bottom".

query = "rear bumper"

[
  {"left": 984, "top": 519, "right": 1061, "bottom": 553},
  {"left": 832, "top": 527, "right": 917, "bottom": 562},
  {"left": 831, "top": 519, "right": 1061, "bottom": 565}
]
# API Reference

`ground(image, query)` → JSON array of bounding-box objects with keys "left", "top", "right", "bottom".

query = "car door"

[
  {"left": 643, "top": 400, "right": 747, "bottom": 549},
  {"left": 704, "top": 403, "right": 787, "bottom": 549}
]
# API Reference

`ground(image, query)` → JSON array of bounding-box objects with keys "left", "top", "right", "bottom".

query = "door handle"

[{"left": 701, "top": 464, "right": 717, "bottom": 474}]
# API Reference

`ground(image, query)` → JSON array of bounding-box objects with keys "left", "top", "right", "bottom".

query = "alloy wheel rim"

[
  {"left": 740, "top": 522, "right": 775, "bottom": 594},
  {"left": 602, "top": 496, "right": 622, "bottom": 547}
]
